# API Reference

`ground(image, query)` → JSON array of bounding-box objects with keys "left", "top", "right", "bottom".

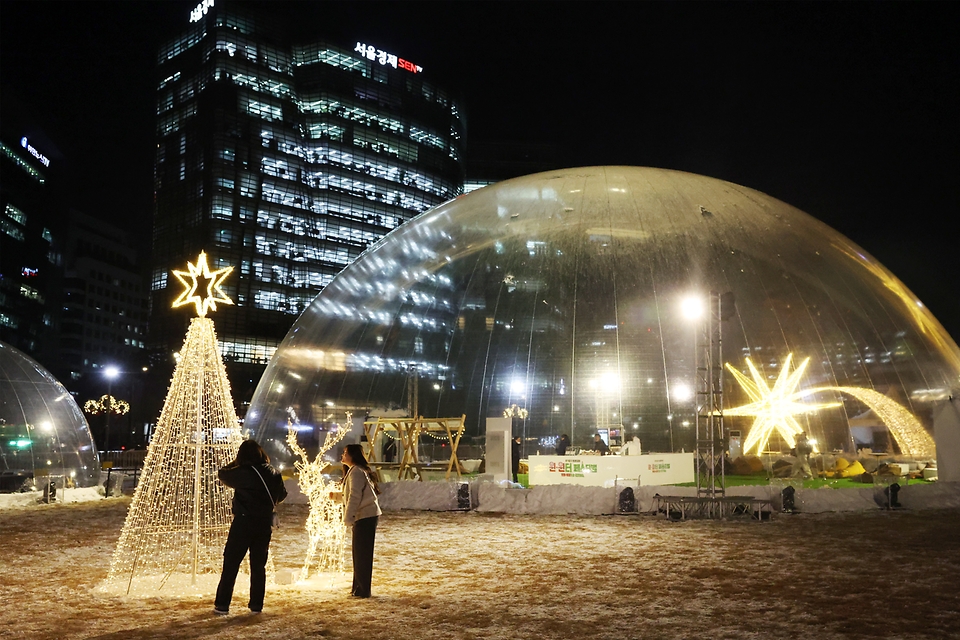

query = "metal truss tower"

[{"left": 695, "top": 291, "right": 728, "bottom": 501}]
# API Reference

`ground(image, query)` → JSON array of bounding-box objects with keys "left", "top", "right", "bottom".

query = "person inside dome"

[
  {"left": 593, "top": 433, "right": 610, "bottom": 456},
  {"left": 620, "top": 434, "right": 642, "bottom": 456},
  {"left": 556, "top": 433, "right": 570, "bottom": 456}
]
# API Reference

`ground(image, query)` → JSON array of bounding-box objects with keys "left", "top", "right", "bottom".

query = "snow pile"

[
  {"left": 378, "top": 479, "right": 462, "bottom": 511},
  {"left": 475, "top": 482, "right": 618, "bottom": 514},
  {"left": 901, "top": 481, "right": 960, "bottom": 509},
  {"left": 795, "top": 486, "right": 878, "bottom": 513},
  {"left": 0, "top": 486, "right": 102, "bottom": 509},
  {"left": 3, "top": 498, "right": 960, "bottom": 639}
]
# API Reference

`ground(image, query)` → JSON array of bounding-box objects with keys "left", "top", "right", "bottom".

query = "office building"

[
  {"left": 59, "top": 211, "right": 150, "bottom": 380},
  {"left": 0, "top": 94, "right": 65, "bottom": 365},
  {"left": 150, "top": 1, "right": 466, "bottom": 401}
]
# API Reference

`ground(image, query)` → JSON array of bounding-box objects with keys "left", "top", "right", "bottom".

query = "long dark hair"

[
  {"left": 344, "top": 444, "right": 371, "bottom": 472},
  {"left": 344, "top": 443, "right": 380, "bottom": 493},
  {"left": 236, "top": 439, "right": 269, "bottom": 466}
]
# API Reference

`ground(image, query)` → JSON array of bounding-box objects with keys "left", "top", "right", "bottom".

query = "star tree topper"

[{"left": 172, "top": 251, "right": 234, "bottom": 317}]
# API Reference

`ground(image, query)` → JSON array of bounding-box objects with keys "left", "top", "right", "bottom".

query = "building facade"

[
  {"left": 150, "top": 2, "right": 466, "bottom": 401},
  {"left": 0, "top": 94, "right": 65, "bottom": 365},
  {"left": 59, "top": 211, "right": 149, "bottom": 380}
]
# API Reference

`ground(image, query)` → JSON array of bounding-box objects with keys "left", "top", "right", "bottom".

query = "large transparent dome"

[
  {"left": 248, "top": 167, "right": 960, "bottom": 462},
  {"left": 0, "top": 341, "right": 99, "bottom": 488}
]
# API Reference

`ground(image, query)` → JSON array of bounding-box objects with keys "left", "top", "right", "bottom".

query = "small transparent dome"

[
  {"left": 248, "top": 167, "right": 960, "bottom": 462},
  {"left": 0, "top": 341, "right": 99, "bottom": 489}
]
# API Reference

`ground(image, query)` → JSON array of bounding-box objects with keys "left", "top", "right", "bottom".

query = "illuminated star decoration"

[
  {"left": 172, "top": 251, "right": 234, "bottom": 317},
  {"left": 724, "top": 354, "right": 839, "bottom": 455}
]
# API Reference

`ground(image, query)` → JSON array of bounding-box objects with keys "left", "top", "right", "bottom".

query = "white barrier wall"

[
  {"left": 485, "top": 417, "right": 512, "bottom": 483},
  {"left": 527, "top": 452, "right": 694, "bottom": 487}
]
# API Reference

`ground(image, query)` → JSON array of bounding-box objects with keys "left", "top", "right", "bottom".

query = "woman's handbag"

[{"left": 253, "top": 466, "right": 280, "bottom": 529}]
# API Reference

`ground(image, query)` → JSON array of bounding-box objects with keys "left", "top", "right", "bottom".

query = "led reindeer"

[{"left": 286, "top": 411, "right": 352, "bottom": 582}]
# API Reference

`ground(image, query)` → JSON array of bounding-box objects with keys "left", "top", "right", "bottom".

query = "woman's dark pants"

[
  {"left": 215, "top": 515, "right": 273, "bottom": 611},
  {"left": 351, "top": 516, "right": 378, "bottom": 597}
]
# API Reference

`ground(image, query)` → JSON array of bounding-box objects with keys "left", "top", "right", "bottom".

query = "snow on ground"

[
  {"left": 2, "top": 491, "right": 960, "bottom": 639},
  {"left": 0, "top": 486, "right": 102, "bottom": 509}
]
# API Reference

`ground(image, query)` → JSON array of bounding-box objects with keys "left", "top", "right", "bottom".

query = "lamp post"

[
  {"left": 103, "top": 366, "right": 120, "bottom": 452},
  {"left": 680, "top": 295, "right": 704, "bottom": 453}
]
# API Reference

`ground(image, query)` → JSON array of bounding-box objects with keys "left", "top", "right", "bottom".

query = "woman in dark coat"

[
  {"left": 511, "top": 436, "right": 522, "bottom": 482},
  {"left": 556, "top": 434, "right": 570, "bottom": 456},
  {"left": 214, "top": 439, "right": 287, "bottom": 615}
]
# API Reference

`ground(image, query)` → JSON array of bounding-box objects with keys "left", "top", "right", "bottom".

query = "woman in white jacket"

[{"left": 340, "top": 443, "right": 382, "bottom": 598}]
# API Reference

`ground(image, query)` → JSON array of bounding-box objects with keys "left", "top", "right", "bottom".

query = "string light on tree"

[
  {"left": 286, "top": 410, "right": 350, "bottom": 582},
  {"left": 101, "top": 252, "right": 242, "bottom": 595}
]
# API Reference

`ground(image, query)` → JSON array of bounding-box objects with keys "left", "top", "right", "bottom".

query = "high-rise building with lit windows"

[
  {"left": 0, "top": 93, "right": 65, "bottom": 366},
  {"left": 150, "top": 1, "right": 465, "bottom": 400}
]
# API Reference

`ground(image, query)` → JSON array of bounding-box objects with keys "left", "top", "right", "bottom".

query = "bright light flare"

[
  {"left": 672, "top": 383, "right": 693, "bottom": 402},
  {"left": 681, "top": 295, "right": 704, "bottom": 320}
]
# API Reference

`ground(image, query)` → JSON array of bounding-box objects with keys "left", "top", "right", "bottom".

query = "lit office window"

[
  {"left": 1, "top": 219, "right": 25, "bottom": 242},
  {"left": 4, "top": 203, "right": 27, "bottom": 225},
  {"left": 0, "top": 143, "right": 44, "bottom": 183},
  {"left": 151, "top": 269, "right": 168, "bottom": 292},
  {"left": 158, "top": 26, "right": 205, "bottom": 62},
  {"left": 244, "top": 98, "right": 283, "bottom": 122}
]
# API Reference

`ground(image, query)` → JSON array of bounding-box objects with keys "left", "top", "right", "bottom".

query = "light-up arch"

[
  {"left": 726, "top": 355, "right": 937, "bottom": 458},
  {"left": 814, "top": 387, "right": 935, "bottom": 458}
]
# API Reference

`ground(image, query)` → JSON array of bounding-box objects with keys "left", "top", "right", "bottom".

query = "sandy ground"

[{"left": 1, "top": 500, "right": 959, "bottom": 640}]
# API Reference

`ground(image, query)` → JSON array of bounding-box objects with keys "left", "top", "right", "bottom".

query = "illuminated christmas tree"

[{"left": 103, "top": 252, "right": 243, "bottom": 594}]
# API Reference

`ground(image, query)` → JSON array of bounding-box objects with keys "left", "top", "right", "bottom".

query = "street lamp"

[
  {"left": 677, "top": 293, "right": 706, "bottom": 451},
  {"left": 103, "top": 366, "right": 120, "bottom": 452},
  {"left": 681, "top": 295, "right": 705, "bottom": 321}
]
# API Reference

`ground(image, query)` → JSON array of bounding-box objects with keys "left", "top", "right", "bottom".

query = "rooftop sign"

[
  {"left": 20, "top": 137, "right": 50, "bottom": 167},
  {"left": 354, "top": 42, "right": 422, "bottom": 74},
  {"left": 189, "top": 0, "right": 214, "bottom": 23}
]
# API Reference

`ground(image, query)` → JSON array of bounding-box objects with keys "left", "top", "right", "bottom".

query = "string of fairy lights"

[
  {"left": 103, "top": 253, "right": 243, "bottom": 594},
  {"left": 286, "top": 412, "right": 350, "bottom": 582},
  {"left": 83, "top": 395, "right": 131, "bottom": 416}
]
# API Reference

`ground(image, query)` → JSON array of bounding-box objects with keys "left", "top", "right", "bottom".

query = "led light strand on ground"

[{"left": 286, "top": 412, "right": 350, "bottom": 582}]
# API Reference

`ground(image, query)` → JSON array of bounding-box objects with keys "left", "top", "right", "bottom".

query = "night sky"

[{"left": 2, "top": 1, "right": 958, "bottom": 340}]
